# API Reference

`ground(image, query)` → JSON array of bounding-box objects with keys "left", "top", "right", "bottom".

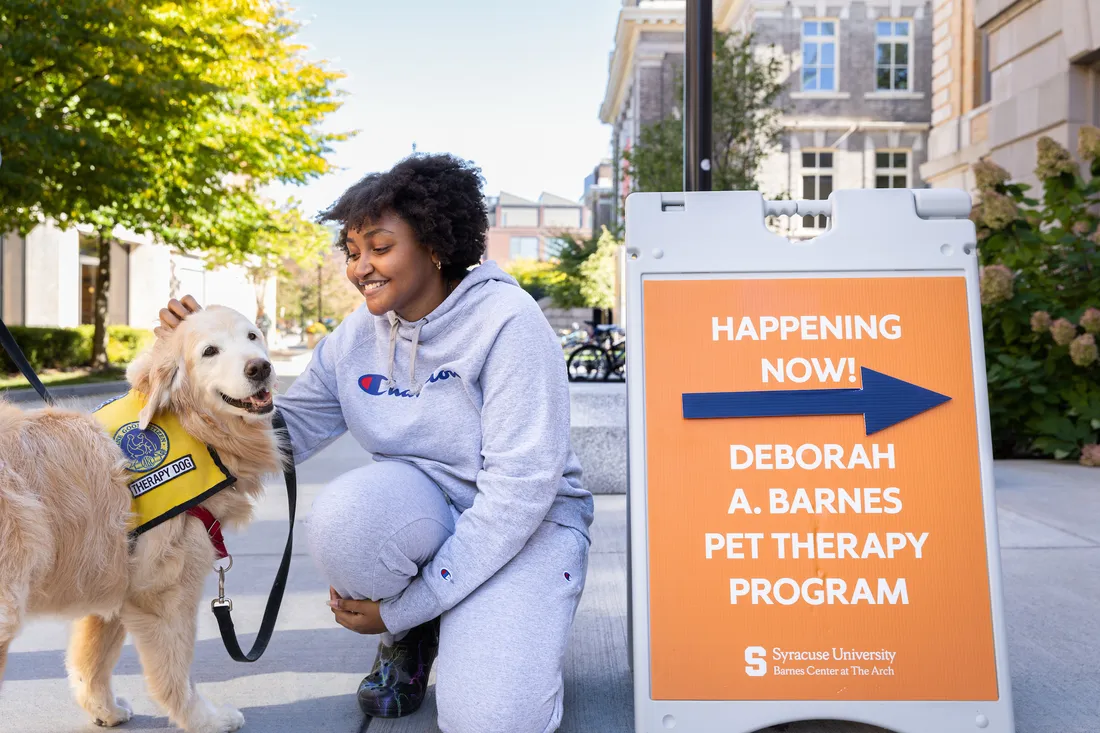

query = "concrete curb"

[
  {"left": 2, "top": 380, "right": 130, "bottom": 404},
  {"left": 2, "top": 351, "right": 313, "bottom": 405},
  {"left": 570, "top": 383, "right": 627, "bottom": 494}
]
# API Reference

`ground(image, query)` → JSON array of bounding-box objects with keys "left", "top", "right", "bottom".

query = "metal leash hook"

[{"left": 212, "top": 554, "right": 234, "bottom": 612}]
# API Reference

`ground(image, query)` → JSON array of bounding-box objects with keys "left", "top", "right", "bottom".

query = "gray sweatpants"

[{"left": 304, "top": 460, "right": 590, "bottom": 733}]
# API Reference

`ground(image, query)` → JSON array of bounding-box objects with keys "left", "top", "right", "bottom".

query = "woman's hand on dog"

[
  {"left": 328, "top": 587, "right": 388, "bottom": 635},
  {"left": 156, "top": 295, "right": 203, "bottom": 337}
]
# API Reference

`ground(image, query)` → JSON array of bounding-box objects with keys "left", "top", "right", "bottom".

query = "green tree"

[
  {"left": 503, "top": 259, "right": 563, "bottom": 303},
  {"left": 277, "top": 246, "right": 363, "bottom": 333},
  {"left": 0, "top": 0, "right": 221, "bottom": 231},
  {"left": 544, "top": 231, "right": 602, "bottom": 309},
  {"left": 0, "top": 1, "right": 350, "bottom": 368},
  {"left": 209, "top": 199, "right": 335, "bottom": 322},
  {"left": 577, "top": 229, "right": 618, "bottom": 311},
  {"left": 623, "top": 29, "right": 785, "bottom": 193},
  {"left": 543, "top": 227, "right": 621, "bottom": 322}
]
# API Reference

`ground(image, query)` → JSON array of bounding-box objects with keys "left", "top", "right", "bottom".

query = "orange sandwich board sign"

[{"left": 623, "top": 189, "right": 1014, "bottom": 733}]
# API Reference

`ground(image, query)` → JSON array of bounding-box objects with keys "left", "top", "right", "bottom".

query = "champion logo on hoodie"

[{"left": 358, "top": 369, "right": 460, "bottom": 398}]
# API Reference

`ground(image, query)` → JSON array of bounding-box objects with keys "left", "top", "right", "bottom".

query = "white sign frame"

[{"left": 623, "top": 189, "right": 1015, "bottom": 733}]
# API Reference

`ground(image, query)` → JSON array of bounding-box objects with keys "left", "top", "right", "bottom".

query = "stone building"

[
  {"left": 584, "top": 159, "right": 617, "bottom": 234},
  {"left": 921, "top": 0, "right": 1100, "bottom": 191},
  {"left": 1, "top": 224, "right": 274, "bottom": 335},
  {"left": 601, "top": 0, "right": 934, "bottom": 233}
]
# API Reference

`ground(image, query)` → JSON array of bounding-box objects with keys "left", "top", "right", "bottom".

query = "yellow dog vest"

[{"left": 93, "top": 391, "right": 236, "bottom": 536}]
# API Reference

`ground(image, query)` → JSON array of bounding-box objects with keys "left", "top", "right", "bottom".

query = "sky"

[{"left": 264, "top": 0, "right": 623, "bottom": 220}]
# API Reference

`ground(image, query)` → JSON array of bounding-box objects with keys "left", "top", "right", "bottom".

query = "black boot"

[{"left": 357, "top": 617, "right": 440, "bottom": 718}]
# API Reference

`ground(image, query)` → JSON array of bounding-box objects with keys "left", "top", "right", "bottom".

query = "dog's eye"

[
  {"left": 248, "top": 332, "right": 258, "bottom": 341},
  {"left": 203, "top": 346, "right": 219, "bottom": 358}
]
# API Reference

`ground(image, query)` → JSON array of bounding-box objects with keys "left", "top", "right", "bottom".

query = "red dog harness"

[{"left": 187, "top": 505, "right": 229, "bottom": 560}]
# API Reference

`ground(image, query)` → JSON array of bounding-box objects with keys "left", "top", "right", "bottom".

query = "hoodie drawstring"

[
  {"left": 385, "top": 314, "right": 427, "bottom": 394},
  {"left": 408, "top": 320, "right": 424, "bottom": 394},
  {"left": 386, "top": 315, "right": 400, "bottom": 384}
]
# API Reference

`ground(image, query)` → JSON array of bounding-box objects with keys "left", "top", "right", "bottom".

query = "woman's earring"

[{"left": 435, "top": 260, "right": 442, "bottom": 270}]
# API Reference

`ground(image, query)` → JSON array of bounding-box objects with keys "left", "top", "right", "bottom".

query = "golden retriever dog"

[{"left": 0, "top": 305, "right": 285, "bottom": 732}]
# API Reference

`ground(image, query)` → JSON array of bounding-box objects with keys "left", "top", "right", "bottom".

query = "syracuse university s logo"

[{"left": 358, "top": 369, "right": 460, "bottom": 398}]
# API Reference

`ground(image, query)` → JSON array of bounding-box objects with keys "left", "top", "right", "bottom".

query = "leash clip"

[{"left": 212, "top": 555, "right": 234, "bottom": 612}]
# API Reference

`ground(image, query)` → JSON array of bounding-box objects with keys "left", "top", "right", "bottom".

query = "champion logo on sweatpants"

[
  {"left": 564, "top": 572, "right": 571, "bottom": 581},
  {"left": 440, "top": 568, "right": 452, "bottom": 581}
]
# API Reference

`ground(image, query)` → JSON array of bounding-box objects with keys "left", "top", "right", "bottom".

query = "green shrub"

[
  {"left": 972, "top": 131, "right": 1100, "bottom": 465},
  {"left": 0, "top": 324, "right": 154, "bottom": 373},
  {"left": 503, "top": 258, "right": 563, "bottom": 303},
  {"left": 104, "top": 326, "right": 155, "bottom": 364},
  {"left": 0, "top": 326, "right": 89, "bottom": 371}
]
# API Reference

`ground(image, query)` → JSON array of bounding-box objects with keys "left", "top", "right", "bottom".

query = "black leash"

[
  {"left": 0, "top": 317, "right": 55, "bottom": 405},
  {"left": 0, "top": 318, "right": 297, "bottom": 663},
  {"left": 211, "top": 408, "right": 297, "bottom": 662}
]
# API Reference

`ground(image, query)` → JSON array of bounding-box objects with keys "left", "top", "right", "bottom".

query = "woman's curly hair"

[{"left": 318, "top": 153, "right": 488, "bottom": 280}]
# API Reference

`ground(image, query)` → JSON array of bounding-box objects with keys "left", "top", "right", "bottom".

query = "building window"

[
  {"left": 801, "top": 151, "right": 834, "bottom": 229},
  {"left": 875, "top": 151, "right": 909, "bottom": 188},
  {"left": 979, "top": 29, "right": 992, "bottom": 105},
  {"left": 544, "top": 236, "right": 564, "bottom": 260},
  {"left": 509, "top": 236, "right": 539, "bottom": 260},
  {"left": 501, "top": 208, "right": 538, "bottom": 228},
  {"left": 802, "top": 20, "right": 837, "bottom": 92},
  {"left": 875, "top": 20, "right": 911, "bottom": 91},
  {"left": 79, "top": 236, "right": 99, "bottom": 326}
]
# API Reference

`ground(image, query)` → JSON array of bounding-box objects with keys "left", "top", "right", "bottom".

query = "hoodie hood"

[{"left": 376, "top": 261, "right": 520, "bottom": 393}]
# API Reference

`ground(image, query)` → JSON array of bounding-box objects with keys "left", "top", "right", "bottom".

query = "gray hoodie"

[{"left": 274, "top": 260, "right": 593, "bottom": 633}]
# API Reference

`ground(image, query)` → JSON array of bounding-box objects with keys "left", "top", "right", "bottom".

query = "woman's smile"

[{"left": 360, "top": 279, "right": 389, "bottom": 294}]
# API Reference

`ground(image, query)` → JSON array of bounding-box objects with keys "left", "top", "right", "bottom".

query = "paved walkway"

[{"left": 2, "top": 373, "right": 1098, "bottom": 732}]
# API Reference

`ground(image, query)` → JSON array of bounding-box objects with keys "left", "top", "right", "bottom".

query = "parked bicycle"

[{"left": 566, "top": 321, "right": 625, "bottom": 382}]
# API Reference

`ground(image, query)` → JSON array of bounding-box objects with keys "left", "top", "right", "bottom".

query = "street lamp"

[{"left": 684, "top": 0, "right": 713, "bottom": 192}]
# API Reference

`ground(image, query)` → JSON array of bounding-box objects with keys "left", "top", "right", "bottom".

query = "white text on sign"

[{"left": 711, "top": 314, "right": 902, "bottom": 342}]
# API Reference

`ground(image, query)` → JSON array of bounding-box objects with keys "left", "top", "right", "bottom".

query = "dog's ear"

[{"left": 128, "top": 346, "right": 181, "bottom": 430}]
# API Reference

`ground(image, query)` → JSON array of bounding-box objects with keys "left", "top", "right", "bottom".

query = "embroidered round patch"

[
  {"left": 440, "top": 568, "right": 452, "bottom": 581},
  {"left": 564, "top": 572, "right": 572, "bottom": 581},
  {"left": 113, "top": 421, "right": 170, "bottom": 473}
]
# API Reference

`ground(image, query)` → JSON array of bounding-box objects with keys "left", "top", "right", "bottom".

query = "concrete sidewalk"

[{"left": 3, "top": 380, "right": 1099, "bottom": 732}]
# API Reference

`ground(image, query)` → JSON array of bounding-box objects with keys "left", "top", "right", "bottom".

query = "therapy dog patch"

[{"left": 94, "top": 391, "right": 235, "bottom": 536}]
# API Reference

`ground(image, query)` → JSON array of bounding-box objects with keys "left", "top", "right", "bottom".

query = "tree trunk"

[{"left": 91, "top": 232, "right": 111, "bottom": 370}]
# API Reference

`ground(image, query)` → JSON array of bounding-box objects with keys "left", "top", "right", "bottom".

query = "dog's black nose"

[{"left": 245, "top": 358, "right": 272, "bottom": 382}]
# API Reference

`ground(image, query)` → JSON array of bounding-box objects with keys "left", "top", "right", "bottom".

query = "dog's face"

[{"left": 128, "top": 306, "right": 276, "bottom": 429}]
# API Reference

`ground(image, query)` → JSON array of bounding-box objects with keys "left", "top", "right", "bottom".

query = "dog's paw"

[
  {"left": 189, "top": 704, "right": 244, "bottom": 733},
  {"left": 92, "top": 696, "right": 133, "bottom": 727},
  {"left": 215, "top": 705, "right": 245, "bottom": 733}
]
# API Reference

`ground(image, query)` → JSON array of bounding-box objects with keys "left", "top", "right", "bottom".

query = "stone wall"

[{"left": 537, "top": 297, "right": 595, "bottom": 333}]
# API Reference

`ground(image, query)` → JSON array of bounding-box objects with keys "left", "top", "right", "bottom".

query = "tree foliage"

[
  {"left": 277, "top": 245, "right": 363, "bottom": 332},
  {"left": 623, "top": 29, "right": 785, "bottom": 193},
  {"left": 543, "top": 230, "right": 603, "bottom": 309},
  {"left": 503, "top": 258, "right": 562, "bottom": 303},
  {"left": 536, "top": 227, "right": 621, "bottom": 315},
  {"left": 577, "top": 228, "right": 618, "bottom": 311},
  {"left": 0, "top": 0, "right": 351, "bottom": 367}
]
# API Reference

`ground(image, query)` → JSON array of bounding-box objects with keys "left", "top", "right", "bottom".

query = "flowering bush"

[{"left": 973, "top": 131, "right": 1100, "bottom": 465}]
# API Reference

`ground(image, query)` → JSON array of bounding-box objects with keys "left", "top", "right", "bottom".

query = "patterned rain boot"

[{"left": 357, "top": 616, "right": 440, "bottom": 718}]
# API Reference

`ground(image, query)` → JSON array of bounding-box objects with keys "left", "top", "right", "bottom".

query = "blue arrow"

[{"left": 682, "top": 367, "right": 951, "bottom": 435}]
